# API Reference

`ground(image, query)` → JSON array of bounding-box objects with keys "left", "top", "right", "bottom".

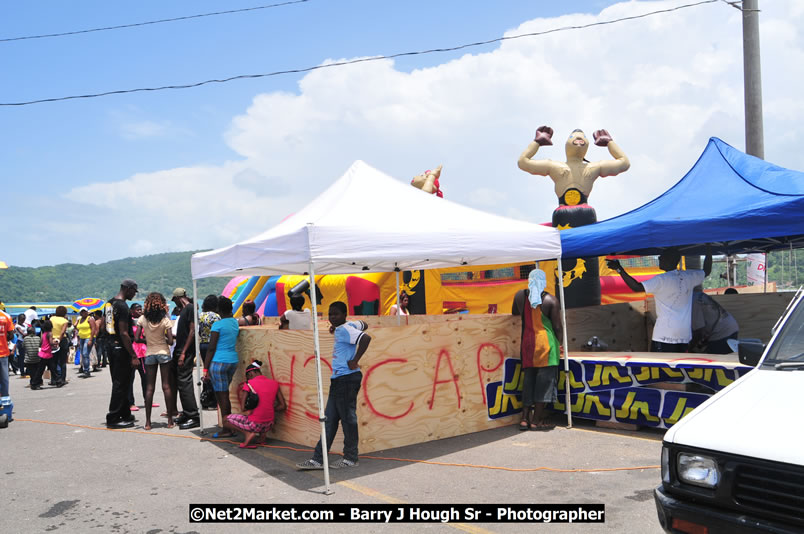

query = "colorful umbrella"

[{"left": 73, "top": 297, "right": 105, "bottom": 313}]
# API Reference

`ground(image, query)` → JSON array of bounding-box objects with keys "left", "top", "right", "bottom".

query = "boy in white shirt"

[{"left": 279, "top": 296, "right": 312, "bottom": 330}]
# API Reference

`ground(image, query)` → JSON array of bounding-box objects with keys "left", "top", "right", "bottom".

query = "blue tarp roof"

[{"left": 560, "top": 137, "right": 804, "bottom": 259}]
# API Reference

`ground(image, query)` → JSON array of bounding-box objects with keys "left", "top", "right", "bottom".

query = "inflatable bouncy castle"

[{"left": 221, "top": 260, "right": 661, "bottom": 319}]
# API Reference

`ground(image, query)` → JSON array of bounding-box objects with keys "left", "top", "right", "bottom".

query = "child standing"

[
  {"left": 279, "top": 296, "right": 312, "bottom": 330},
  {"left": 23, "top": 327, "right": 41, "bottom": 389},
  {"left": 296, "top": 301, "right": 371, "bottom": 470}
]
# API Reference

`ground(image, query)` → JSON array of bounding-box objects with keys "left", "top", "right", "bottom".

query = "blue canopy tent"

[{"left": 560, "top": 138, "right": 804, "bottom": 259}]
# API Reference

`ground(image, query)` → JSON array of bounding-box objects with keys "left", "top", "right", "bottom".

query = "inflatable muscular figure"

[
  {"left": 518, "top": 126, "right": 630, "bottom": 307},
  {"left": 411, "top": 165, "right": 444, "bottom": 198}
]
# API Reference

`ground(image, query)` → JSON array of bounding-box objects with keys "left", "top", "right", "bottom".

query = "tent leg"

[
  {"left": 726, "top": 255, "right": 732, "bottom": 286},
  {"left": 395, "top": 268, "right": 401, "bottom": 326},
  {"left": 192, "top": 280, "right": 204, "bottom": 435},
  {"left": 308, "top": 261, "right": 332, "bottom": 495},
  {"left": 555, "top": 258, "right": 573, "bottom": 429}
]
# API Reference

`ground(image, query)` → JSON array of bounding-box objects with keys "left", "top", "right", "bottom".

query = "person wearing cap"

[
  {"left": 76, "top": 307, "right": 97, "bottom": 378},
  {"left": 608, "top": 246, "right": 712, "bottom": 353},
  {"left": 170, "top": 287, "right": 200, "bottom": 429},
  {"left": 219, "top": 360, "right": 286, "bottom": 449},
  {"left": 102, "top": 279, "right": 140, "bottom": 429}
]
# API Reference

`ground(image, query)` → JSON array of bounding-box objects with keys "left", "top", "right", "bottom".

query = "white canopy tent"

[{"left": 191, "top": 160, "right": 569, "bottom": 493}]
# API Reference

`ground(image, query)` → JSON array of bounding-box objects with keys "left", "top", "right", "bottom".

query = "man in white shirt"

[
  {"left": 23, "top": 306, "right": 38, "bottom": 326},
  {"left": 607, "top": 247, "right": 712, "bottom": 353}
]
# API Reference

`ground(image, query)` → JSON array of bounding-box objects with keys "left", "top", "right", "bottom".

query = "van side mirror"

[{"left": 737, "top": 339, "right": 765, "bottom": 367}]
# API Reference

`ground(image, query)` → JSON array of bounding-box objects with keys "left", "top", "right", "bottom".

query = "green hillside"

[
  {"left": 0, "top": 251, "right": 228, "bottom": 302},
  {"left": 704, "top": 249, "right": 804, "bottom": 290},
  {"left": 2, "top": 249, "right": 801, "bottom": 305}
]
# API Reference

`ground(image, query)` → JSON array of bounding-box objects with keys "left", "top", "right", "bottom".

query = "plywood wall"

[
  {"left": 232, "top": 316, "right": 521, "bottom": 454},
  {"left": 226, "top": 291, "right": 794, "bottom": 454}
]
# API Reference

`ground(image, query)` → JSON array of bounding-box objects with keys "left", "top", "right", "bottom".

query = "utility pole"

[{"left": 742, "top": 0, "right": 764, "bottom": 158}]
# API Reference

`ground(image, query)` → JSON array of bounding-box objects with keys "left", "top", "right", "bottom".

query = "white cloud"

[{"left": 58, "top": 0, "right": 804, "bottom": 262}]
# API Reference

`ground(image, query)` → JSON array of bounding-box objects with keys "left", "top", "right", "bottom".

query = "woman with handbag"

[
  {"left": 221, "top": 360, "right": 286, "bottom": 449},
  {"left": 202, "top": 296, "right": 240, "bottom": 439}
]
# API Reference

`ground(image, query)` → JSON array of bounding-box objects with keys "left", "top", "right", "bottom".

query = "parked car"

[{"left": 655, "top": 288, "right": 804, "bottom": 534}]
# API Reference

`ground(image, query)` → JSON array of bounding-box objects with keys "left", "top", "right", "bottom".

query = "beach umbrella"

[{"left": 73, "top": 297, "right": 105, "bottom": 313}]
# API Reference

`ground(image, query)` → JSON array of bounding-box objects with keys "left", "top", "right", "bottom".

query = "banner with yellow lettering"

[{"left": 487, "top": 356, "right": 753, "bottom": 429}]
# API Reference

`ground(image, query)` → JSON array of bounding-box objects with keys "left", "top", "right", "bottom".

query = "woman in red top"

[{"left": 221, "top": 361, "right": 286, "bottom": 449}]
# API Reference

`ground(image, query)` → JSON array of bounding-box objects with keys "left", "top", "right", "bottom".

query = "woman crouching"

[{"left": 223, "top": 360, "right": 286, "bottom": 448}]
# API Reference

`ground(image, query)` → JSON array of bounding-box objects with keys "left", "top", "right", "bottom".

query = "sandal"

[
  {"left": 239, "top": 443, "right": 257, "bottom": 449},
  {"left": 518, "top": 421, "right": 529, "bottom": 431},
  {"left": 212, "top": 432, "right": 235, "bottom": 439}
]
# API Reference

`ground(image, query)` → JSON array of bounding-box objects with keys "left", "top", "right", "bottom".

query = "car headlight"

[{"left": 677, "top": 453, "right": 720, "bottom": 489}]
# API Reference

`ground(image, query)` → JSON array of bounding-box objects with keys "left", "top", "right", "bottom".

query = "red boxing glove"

[
  {"left": 534, "top": 125, "right": 554, "bottom": 146},
  {"left": 593, "top": 129, "right": 612, "bottom": 147}
]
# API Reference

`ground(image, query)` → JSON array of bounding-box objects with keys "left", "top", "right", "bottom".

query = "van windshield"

[{"left": 762, "top": 296, "right": 804, "bottom": 368}]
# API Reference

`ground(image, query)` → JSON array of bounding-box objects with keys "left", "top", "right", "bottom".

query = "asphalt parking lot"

[{"left": 1, "top": 366, "right": 666, "bottom": 533}]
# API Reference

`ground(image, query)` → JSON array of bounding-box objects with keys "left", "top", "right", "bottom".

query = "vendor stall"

[{"left": 191, "top": 160, "right": 564, "bottom": 492}]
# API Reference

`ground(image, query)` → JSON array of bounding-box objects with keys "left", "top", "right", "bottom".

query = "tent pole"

[
  {"left": 192, "top": 279, "right": 204, "bottom": 434},
  {"left": 555, "top": 258, "right": 573, "bottom": 428},
  {"left": 308, "top": 259, "right": 332, "bottom": 494},
  {"left": 764, "top": 252, "right": 768, "bottom": 293},
  {"left": 395, "top": 267, "right": 401, "bottom": 326},
  {"left": 726, "top": 255, "right": 732, "bottom": 286}
]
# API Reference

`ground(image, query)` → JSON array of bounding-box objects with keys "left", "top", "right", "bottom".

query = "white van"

[{"left": 655, "top": 288, "right": 804, "bottom": 534}]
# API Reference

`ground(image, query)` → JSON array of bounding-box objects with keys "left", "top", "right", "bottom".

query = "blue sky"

[{"left": 3, "top": 0, "right": 803, "bottom": 267}]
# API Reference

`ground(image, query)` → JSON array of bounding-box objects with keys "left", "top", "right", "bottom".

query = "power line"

[
  {"left": 0, "top": 0, "right": 720, "bottom": 107},
  {"left": 0, "top": 0, "right": 309, "bottom": 43}
]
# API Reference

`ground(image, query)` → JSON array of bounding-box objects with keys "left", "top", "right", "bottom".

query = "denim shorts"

[
  {"left": 521, "top": 366, "right": 558, "bottom": 405},
  {"left": 144, "top": 353, "right": 172, "bottom": 365}
]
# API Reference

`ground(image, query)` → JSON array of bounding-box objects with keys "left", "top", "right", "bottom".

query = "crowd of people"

[
  {"left": 2, "top": 256, "right": 740, "bottom": 465},
  {"left": 4, "top": 305, "right": 84, "bottom": 391},
  {"left": 1, "top": 279, "right": 302, "bottom": 447}
]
